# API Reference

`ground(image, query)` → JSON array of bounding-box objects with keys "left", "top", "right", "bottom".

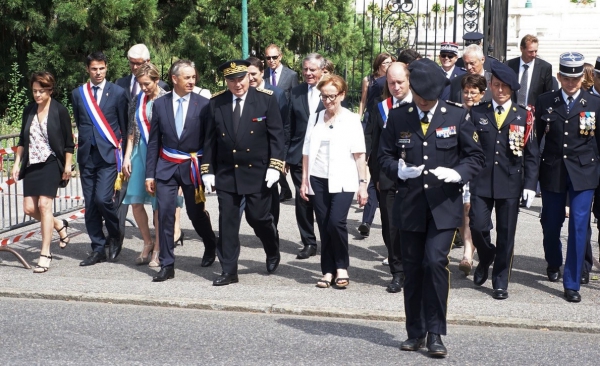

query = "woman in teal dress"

[{"left": 122, "top": 63, "right": 168, "bottom": 266}]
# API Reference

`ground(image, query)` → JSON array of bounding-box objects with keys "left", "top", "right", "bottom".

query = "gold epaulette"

[
  {"left": 201, "top": 164, "right": 210, "bottom": 175},
  {"left": 211, "top": 89, "right": 226, "bottom": 98},
  {"left": 256, "top": 87, "right": 273, "bottom": 96},
  {"left": 269, "top": 158, "right": 284, "bottom": 173}
]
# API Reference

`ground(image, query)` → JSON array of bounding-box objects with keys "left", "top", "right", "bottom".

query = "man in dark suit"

[
  {"left": 449, "top": 44, "right": 492, "bottom": 103},
  {"left": 455, "top": 32, "right": 493, "bottom": 72},
  {"left": 378, "top": 58, "right": 484, "bottom": 357},
  {"left": 469, "top": 61, "right": 540, "bottom": 300},
  {"left": 263, "top": 44, "right": 299, "bottom": 202},
  {"left": 72, "top": 52, "right": 129, "bottom": 266},
  {"left": 364, "top": 62, "right": 412, "bottom": 293},
  {"left": 202, "top": 59, "right": 285, "bottom": 286},
  {"left": 438, "top": 42, "right": 465, "bottom": 101},
  {"left": 145, "top": 59, "right": 217, "bottom": 282},
  {"left": 286, "top": 53, "right": 325, "bottom": 259},
  {"left": 506, "top": 35, "right": 553, "bottom": 107}
]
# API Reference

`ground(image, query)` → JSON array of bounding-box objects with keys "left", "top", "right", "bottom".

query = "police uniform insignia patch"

[
  {"left": 554, "top": 97, "right": 560, "bottom": 103},
  {"left": 581, "top": 98, "right": 587, "bottom": 106},
  {"left": 478, "top": 118, "right": 489, "bottom": 125},
  {"left": 517, "top": 115, "right": 521, "bottom": 120},
  {"left": 473, "top": 131, "right": 479, "bottom": 142},
  {"left": 399, "top": 131, "right": 412, "bottom": 138}
]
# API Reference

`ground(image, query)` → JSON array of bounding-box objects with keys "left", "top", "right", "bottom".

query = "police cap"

[
  {"left": 559, "top": 52, "right": 585, "bottom": 77},
  {"left": 218, "top": 59, "right": 250, "bottom": 79},
  {"left": 408, "top": 58, "right": 449, "bottom": 101},
  {"left": 490, "top": 60, "right": 520, "bottom": 91}
]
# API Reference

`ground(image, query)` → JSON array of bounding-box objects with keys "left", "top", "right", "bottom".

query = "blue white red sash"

[
  {"left": 378, "top": 97, "right": 393, "bottom": 128},
  {"left": 135, "top": 91, "right": 150, "bottom": 144},
  {"left": 79, "top": 82, "right": 123, "bottom": 172},
  {"left": 160, "top": 146, "right": 205, "bottom": 203}
]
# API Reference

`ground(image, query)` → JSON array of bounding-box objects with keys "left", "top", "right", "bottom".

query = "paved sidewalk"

[{"left": 1, "top": 181, "right": 599, "bottom": 333}]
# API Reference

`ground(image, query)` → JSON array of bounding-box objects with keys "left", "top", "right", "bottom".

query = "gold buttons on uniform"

[
  {"left": 249, "top": 164, "right": 252, "bottom": 167},
  {"left": 247, "top": 149, "right": 250, "bottom": 152},
  {"left": 233, "top": 149, "right": 236, "bottom": 153},
  {"left": 222, "top": 133, "right": 225, "bottom": 136},
  {"left": 235, "top": 164, "right": 239, "bottom": 168},
  {"left": 250, "top": 131, "right": 254, "bottom": 134}
]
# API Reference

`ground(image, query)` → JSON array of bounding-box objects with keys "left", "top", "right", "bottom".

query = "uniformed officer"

[
  {"left": 202, "top": 59, "right": 285, "bottom": 286},
  {"left": 378, "top": 58, "right": 484, "bottom": 357},
  {"left": 536, "top": 52, "right": 600, "bottom": 303},
  {"left": 469, "top": 61, "right": 540, "bottom": 300}
]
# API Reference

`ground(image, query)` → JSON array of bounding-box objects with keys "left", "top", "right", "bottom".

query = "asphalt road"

[{"left": 1, "top": 297, "right": 598, "bottom": 365}]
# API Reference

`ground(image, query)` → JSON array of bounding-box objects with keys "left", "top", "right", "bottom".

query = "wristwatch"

[{"left": 359, "top": 179, "right": 368, "bottom": 183}]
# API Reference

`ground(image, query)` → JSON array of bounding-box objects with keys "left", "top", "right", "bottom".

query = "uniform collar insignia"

[
  {"left": 554, "top": 96, "right": 560, "bottom": 104},
  {"left": 517, "top": 115, "right": 521, "bottom": 120},
  {"left": 581, "top": 98, "right": 587, "bottom": 106}
]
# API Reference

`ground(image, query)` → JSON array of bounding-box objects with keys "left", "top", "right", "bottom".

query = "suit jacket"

[
  {"left": 263, "top": 84, "right": 289, "bottom": 159},
  {"left": 72, "top": 81, "right": 128, "bottom": 166},
  {"left": 456, "top": 57, "right": 493, "bottom": 74},
  {"left": 440, "top": 66, "right": 466, "bottom": 101},
  {"left": 469, "top": 103, "right": 539, "bottom": 199},
  {"left": 203, "top": 87, "right": 285, "bottom": 195},
  {"left": 145, "top": 92, "right": 210, "bottom": 186},
  {"left": 18, "top": 99, "right": 75, "bottom": 179},
  {"left": 378, "top": 100, "right": 485, "bottom": 232},
  {"left": 449, "top": 72, "right": 492, "bottom": 104},
  {"left": 115, "top": 74, "right": 170, "bottom": 100},
  {"left": 286, "top": 83, "right": 324, "bottom": 165},
  {"left": 535, "top": 89, "right": 600, "bottom": 192},
  {"left": 264, "top": 65, "right": 299, "bottom": 101},
  {"left": 506, "top": 57, "right": 553, "bottom": 107}
]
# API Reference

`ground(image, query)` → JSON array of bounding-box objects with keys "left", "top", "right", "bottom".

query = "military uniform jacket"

[
  {"left": 535, "top": 89, "right": 600, "bottom": 192},
  {"left": 378, "top": 100, "right": 485, "bottom": 232},
  {"left": 203, "top": 87, "right": 284, "bottom": 195},
  {"left": 365, "top": 97, "right": 396, "bottom": 191},
  {"left": 469, "top": 103, "right": 539, "bottom": 199}
]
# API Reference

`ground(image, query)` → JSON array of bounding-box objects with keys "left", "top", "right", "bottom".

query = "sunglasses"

[
  {"left": 265, "top": 55, "right": 280, "bottom": 60},
  {"left": 440, "top": 53, "right": 456, "bottom": 59}
]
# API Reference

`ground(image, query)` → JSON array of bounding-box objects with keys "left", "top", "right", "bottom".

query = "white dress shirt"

[
  {"left": 129, "top": 74, "right": 141, "bottom": 95},
  {"left": 172, "top": 92, "right": 191, "bottom": 129},
  {"left": 231, "top": 92, "right": 248, "bottom": 113},
  {"left": 91, "top": 79, "right": 107, "bottom": 104},
  {"left": 308, "top": 85, "right": 320, "bottom": 114},
  {"left": 417, "top": 101, "right": 438, "bottom": 123},
  {"left": 518, "top": 58, "right": 535, "bottom": 105}
]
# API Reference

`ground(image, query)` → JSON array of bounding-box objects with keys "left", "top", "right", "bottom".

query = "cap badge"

[{"left": 231, "top": 62, "right": 236, "bottom": 68}]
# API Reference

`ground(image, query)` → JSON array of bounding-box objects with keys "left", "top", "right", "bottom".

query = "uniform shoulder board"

[
  {"left": 256, "top": 87, "right": 273, "bottom": 96},
  {"left": 460, "top": 67, "right": 467, "bottom": 72},
  {"left": 211, "top": 89, "right": 226, "bottom": 98},
  {"left": 444, "top": 100, "right": 463, "bottom": 108},
  {"left": 518, "top": 104, "right": 529, "bottom": 110},
  {"left": 588, "top": 91, "right": 600, "bottom": 99}
]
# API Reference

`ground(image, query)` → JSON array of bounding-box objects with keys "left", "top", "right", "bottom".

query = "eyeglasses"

[
  {"left": 32, "top": 89, "right": 49, "bottom": 95},
  {"left": 129, "top": 60, "right": 146, "bottom": 67},
  {"left": 320, "top": 93, "right": 339, "bottom": 102},
  {"left": 265, "top": 55, "right": 280, "bottom": 60},
  {"left": 440, "top": 54, "right": 456, "bottom": 59},
  {"left": 462, "top": 91, "right": 482, "bottom": 97}
]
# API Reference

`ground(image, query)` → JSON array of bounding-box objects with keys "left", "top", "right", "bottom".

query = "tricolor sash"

[
  {"left": 135, "top": 91, "right": 151, "bottom": 144},
  {"left": 160, "top": 146, "right": 205, "bottom": 203},
  {"left": 378, "top": 97, "right": 393, "bottom": 128}
]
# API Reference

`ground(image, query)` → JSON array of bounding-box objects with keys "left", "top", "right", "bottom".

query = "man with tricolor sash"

[{"left": 72, "top": 52, "right": 129, "bottom": 266}]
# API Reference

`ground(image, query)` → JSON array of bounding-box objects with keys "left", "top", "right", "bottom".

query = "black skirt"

[{"left": 23, "top": 155, "right": 61, "bottom": 197}]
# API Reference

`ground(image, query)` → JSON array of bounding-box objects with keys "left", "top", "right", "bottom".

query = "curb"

[{"left": 1, "top": 288, "right": 599, "bottom": 334}]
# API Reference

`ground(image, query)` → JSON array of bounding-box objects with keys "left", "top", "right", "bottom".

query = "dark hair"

[
  {"left": 520, "top": 34, "right": 539, "bottom": 49},
  {"left": 323, "top": 58, "right": 335, "bottom": 74},
  {"left": 86, "top": 51, "right": 108, "bottom": 67},
  {"left": 397, "top": 49, "right": 421, "bottom": 65},
  {"left": 372, "top": 52, "right": 395, "bottom": 77},
  {"left": 461, "top": 73, "right": 487, "bottom": 93},
  {"left": 246, "top": 56, "right": 264, "bottom": 72},
  {"left": 29, "top": 71, "right": 56, "bottom": 90}
]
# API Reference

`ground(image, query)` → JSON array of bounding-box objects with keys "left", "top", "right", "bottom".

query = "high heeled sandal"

[
  {"left": 148, "top": 251, "right": 160, "bottom": 267},
  {"left": 33, "top": 254, "right": 52, "bottom": 273},
  {"left": 135, "top": 242, "right": 154, "bottom": 265},
  {"left": 175, "top": 232, "right": 185, "bottom": 247},
  {"left": 57, "top": 219, "right": 70, "bottom": 249}
]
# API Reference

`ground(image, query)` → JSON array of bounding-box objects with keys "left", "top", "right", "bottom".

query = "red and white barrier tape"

[{"left": 0, "top": 209, "right": 85, "bottom": 246}]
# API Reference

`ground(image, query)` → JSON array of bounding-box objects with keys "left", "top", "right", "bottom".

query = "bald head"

[{"left": 386, "top": 62, "right": 410, "bottom": 101}]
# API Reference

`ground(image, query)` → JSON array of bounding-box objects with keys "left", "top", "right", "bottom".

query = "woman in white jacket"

[{"left": 300, "top": 75, "right": 368, "bottom": 288}]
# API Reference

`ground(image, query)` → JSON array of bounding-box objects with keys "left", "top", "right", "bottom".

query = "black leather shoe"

[
  {"left": 279, "top": 190, "right": 292, "bottom": 202},
  {"left": 581, "top": 271, "right": 590, "bottom": 284},
  {"left": 426, "top": 333, "right": 447, "bottom": 358},
  {"left": 546, "top": 267, "right": 561, "bottom": 282},
  {"left": 108, "top": 235, "right": 123, "bottom": 261},
  {"left": 213, "top": 272, "right": 239, "bottom": 286},
  {"left": 386, "top": 273, "right": 405, "bottom": 293},
  {"left": 473, "top": 261, "right": 490, "bottom": 286},
  {"left": 400, "top": 337, "right": 425, "bottom": 351},
  {"left": 266, "top": 255, "right": 281, "bottom": 273},
  {"left": 452, "top": 233, "right": 464, "bottom": 248},
  {"left": 296, "top": 245, "right": 317, "bottom": 259},
  {"left": 357, "top": 222, "right": 371, "bottom": 237},
  {"left": 152, "top": 266, "right": 174, "bottom": 282},
  {"left": 80, "top": 251, "right": 107, "bottom": 266},
  {"left": 492, "top": 288, "right": 508, "bottom": 300},
  {"left": 564, "top": 289, "right": 581, "bottom": 303},
  {"left": 201, "top": 252, "right": 216, "bottom": 267}
]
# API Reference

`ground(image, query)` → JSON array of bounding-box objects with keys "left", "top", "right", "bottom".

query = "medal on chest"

[
  {"left": 509, "top": 125, "right": 525, "bottom": 157},
  {"left": 579, "top": 111, "right": 596, "bottom": 136}
]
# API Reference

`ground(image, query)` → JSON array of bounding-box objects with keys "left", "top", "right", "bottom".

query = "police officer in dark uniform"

[
  {"left": 378, "top": 58, "right": 484, "bottom": 357},
  {"left": 455, "top": 32, "right": 494, "bottom": 72},
  {"left": 202, "top": 60, "right": 285, "bottom": 286},
  {"left": 536, "top": 52, "right": 600, "bottom": 303},
  {"left": 469, "top": 61, "right": 540, "bottom": 300}
]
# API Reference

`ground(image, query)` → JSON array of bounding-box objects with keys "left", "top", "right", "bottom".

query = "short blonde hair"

[{"left": 317, "top": 74, "right": 347, "bottom": 95}]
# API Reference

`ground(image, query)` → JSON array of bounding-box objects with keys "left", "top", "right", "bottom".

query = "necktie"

[
  {"left": 271, "top": 70, "right": 277, "bottom": 87},
  {"left": 517, "top": 64, "right": 529, "bottom": 105},
  {"left": 233, "top": 97, "right": 242, "bottom": 135},
  {"left": 420, "top": 111, "right": 429, "bottom": 135},
  {"left": 566, "top": 96, "right": 574, "bottom": 114},
  {"left": 92, "top": 86, "right": 99, "bottom": 101},
  {"left": 131, "top": 77, "right": 138, "bottom": 96},
  {"left": 175, "top": 97, "right": 184, "bottom": 138},
  {"left": 496, "top": 106, "right": 504, "bottom": 129}
]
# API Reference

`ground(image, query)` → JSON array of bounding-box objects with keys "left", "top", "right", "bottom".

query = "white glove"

[
  {"left": 430, "top": 167, "right": 462, "bottom": 183},
  {"left": 265, "top": 168, "right": 280, "bottom": 188},
  {"left": 397, "top": 159, "right": 425, "bottom": 180},
  {"left": 522, "top": 189, "right": 536, "bottom": 208},
  {"left": 202, "top": 174, "right": 215, "bottom": 194}
]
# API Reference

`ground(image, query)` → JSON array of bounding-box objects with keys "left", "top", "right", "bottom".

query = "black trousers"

[
  {"left": 217, "top": 189, "right": 279, "bottom": 274},
  {"left": 278, "top": 172, "right": 292, "bottom": 195},
  {"left": 379, "top": 188, "right": 403, "bottom": 274},
  {"left": 469, "top": 195, "right": 519, "bottom": 290},
  {"left": 309, "top": 176, "right": 354, "bottom": 274},
  {"left": 289, "top": 163, "right": 317, "bottom": 247},
  {"left": 401, "top": 219, "right": 453, "bottom": 338},
  {"left": 360, "top": 179, "right": 378, "bottom": 224},
  {"left": 239, "top": 185, "right": 280, "bottom": 226},
  {"left": 156, "top": 168, "right": 216, "bottom": 268}
]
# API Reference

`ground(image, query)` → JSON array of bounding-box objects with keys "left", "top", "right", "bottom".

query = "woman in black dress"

[{"left": 11, "top": 71, "right": 75, "bottom": 273}]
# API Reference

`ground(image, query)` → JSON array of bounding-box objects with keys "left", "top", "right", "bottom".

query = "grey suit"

[
  {"left": 264, "top": 66, "right": 299, "bottom": 102},
  {"left": 506, "top": 57, "right": 553, "bottom": 107}
]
